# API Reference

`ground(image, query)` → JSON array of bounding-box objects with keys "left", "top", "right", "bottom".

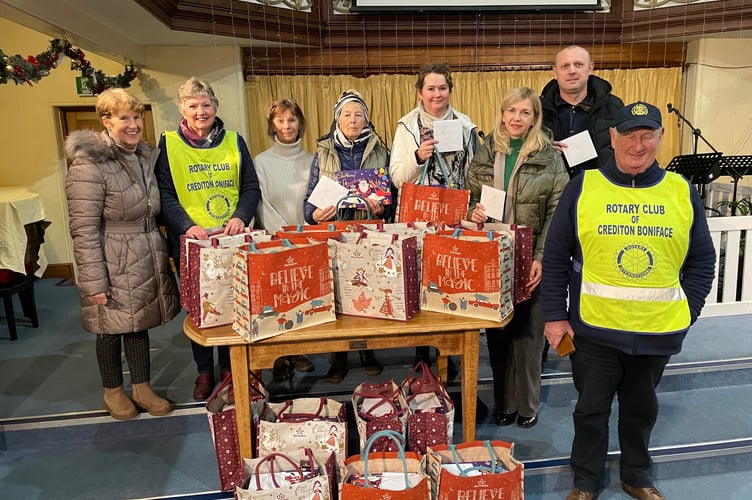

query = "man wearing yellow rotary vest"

[{"left": 541, "top": 102, "right": 715, "bottom": 500}]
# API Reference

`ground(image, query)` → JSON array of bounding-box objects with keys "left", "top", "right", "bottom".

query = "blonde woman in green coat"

[{"left": 466, "top": 86, "right": 569, "bottom": 429}]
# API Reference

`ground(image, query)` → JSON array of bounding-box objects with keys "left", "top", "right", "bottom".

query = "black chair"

[{"left": 0, "top": 274, "right": 39, "bottom": 341}]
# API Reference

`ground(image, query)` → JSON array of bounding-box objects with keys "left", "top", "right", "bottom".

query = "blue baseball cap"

[{"left": 614, "top": 101, "right": 662, "bottom": 132}]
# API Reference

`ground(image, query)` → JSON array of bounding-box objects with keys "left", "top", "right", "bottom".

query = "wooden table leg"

[
  {"left": 435, "top": 353, "right": 448, "bottom": 383},
  {"left": 461, "top": 329, "right": 480, "bottom": 443},
  {"left": 229, "top": 345, "right": 253, "bottom": 460}
]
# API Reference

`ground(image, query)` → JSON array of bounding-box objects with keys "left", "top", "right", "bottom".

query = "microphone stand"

[
  {"left": 667, "top": 104, "right": 741, "bottom": 214},
  {"left": 667, "top": 103, "right": 719, "bottom": 155}
]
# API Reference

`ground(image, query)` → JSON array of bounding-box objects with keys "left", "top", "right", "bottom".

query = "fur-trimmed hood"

[{"left": 65, "top": 129, "right": 152, "bottom": 165}]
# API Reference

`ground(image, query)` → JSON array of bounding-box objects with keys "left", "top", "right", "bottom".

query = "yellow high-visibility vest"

[
  {"left": 576, "top": 169, "right": 693, "bottom": 333},
  {"left": 164, "top": 130, "right": 240, "bottom": 228}
]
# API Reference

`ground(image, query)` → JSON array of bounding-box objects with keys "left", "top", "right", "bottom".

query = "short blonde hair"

[
  {"left": 177, "top": 77, "right": 219, "bottom": 111},
  {"left": 95, "top": 88, "right": 144, "bottom": 118}
]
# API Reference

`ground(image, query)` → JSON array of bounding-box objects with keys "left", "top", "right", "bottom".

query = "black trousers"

[
  {"left": 191, "top": 340, "right": 230, "bottom": 375},
  {"left": 569, "top": 335, "right": 670, "bottom": 493}
]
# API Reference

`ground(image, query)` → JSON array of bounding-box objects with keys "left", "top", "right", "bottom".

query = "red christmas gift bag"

[
  {"left": 426, "top": 440, "right": 524, "bottom": 500},
  {"left": 401, "top": 361, "right": 455, "bottom": 455},
  {"left": 341, "top": 430, "right": 431, "bottom": 500},
  {"left": 180, "top": 231, "right": 264, "bottom": 328},
  {"left": 420, "top": 231, "right": 513, "bottom": 322},
  {"left": 329, "top": 233, "right": 420, "bottom": 321},
  {"left": 232, "top": 240, "right": 336, "bottom": 342},
  {"left": 397, "top": 152, "right": 470, "bottom": 226},
  {"left": 206, "top": 372, "right": 269, "bottom": 492},
  {"left": 460, "top": 221, "right": 534, "bottom": 304}
]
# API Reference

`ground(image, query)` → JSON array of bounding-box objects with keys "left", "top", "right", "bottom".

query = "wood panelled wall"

[{"left": 135, "top": 0, "right": 751, "bottom": 76}]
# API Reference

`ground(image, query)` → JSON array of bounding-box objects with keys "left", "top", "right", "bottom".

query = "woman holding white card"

[
  {"left": 389, "top": 63, "right": 479, "bottom": 190},
  {"left": 302, "top": 89, "right": 390, "bottom": 383},
  {"left": 466, "top": 86, "right": 568, "bottom": 428},
  {"left": 390, "top": 63, "right": 480, "bottom": 369}
]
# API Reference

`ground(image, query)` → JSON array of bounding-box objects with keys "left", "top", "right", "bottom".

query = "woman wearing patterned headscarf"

[{"left": 302, "top": 90, "right": 391, "bottom": 383}]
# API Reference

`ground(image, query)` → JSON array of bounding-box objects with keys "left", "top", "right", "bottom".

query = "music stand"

[
  {"left": 717, "top": 155, "right": 752, "bottom": 215},
  {"left": 666, "top": 152, "right": 723, "bottom": 203}
]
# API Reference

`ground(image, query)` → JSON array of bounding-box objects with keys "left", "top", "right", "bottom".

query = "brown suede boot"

[
  {"left": 132, "top": 382, "right": 173, "bottom": 416},
  {"left": 103, "top": 386, "right": 138, "bottom": 420}
]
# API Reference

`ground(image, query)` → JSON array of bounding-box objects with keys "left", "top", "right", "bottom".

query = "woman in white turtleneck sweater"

[
  {"left": 254, "top": 98, "right": 314, "bottom": 233},
  {"left": 253, "top": 98, "right": 316, "bottom": 380}
]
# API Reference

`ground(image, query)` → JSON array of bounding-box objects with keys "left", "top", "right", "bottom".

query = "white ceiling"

[{"left": 0, "top": 0, "right": 256, "bottom": 64}]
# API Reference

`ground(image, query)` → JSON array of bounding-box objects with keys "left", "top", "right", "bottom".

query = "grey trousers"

[{"left": 486, "top": 288, "right": 545, "bottom": 418}]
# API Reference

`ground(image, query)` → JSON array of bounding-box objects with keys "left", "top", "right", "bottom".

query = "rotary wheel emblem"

[{"left": 617, "top": 244, "right": 654, "bottom": 279}]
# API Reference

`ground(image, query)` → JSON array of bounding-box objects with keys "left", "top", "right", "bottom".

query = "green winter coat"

[{"left": 465, "top": 130, "right": 569, "bottom": 260}]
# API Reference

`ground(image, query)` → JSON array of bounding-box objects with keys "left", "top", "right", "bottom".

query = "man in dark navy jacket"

[
  {"left": 541, "top": 102, "right": 715, "bottom": 500},
  {"left": 541, "top": 45, "right": 623, "bottom": 178}
]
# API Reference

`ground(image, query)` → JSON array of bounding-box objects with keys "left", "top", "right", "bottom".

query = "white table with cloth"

[{"left": 0, "top": 187, "right": 50, "bottom": 280}]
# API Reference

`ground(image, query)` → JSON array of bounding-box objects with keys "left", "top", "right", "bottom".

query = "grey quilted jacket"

[{"left": 65, "top": 130, "right": 179, "bottom": 334}]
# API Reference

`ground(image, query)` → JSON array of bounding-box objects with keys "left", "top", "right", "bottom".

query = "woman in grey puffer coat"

[{"left": 65, "top": 89, "right": 180, "bottom": 420}]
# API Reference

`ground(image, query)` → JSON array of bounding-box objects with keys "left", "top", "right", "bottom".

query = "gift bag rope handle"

[
  {"left": 248, "top": 370, "right": 268, "bottom": 400},
  {"left": 450, "top": 228, "right": 496, "bottom": 241},
  {"left": 336, "top": 194, "right": 372, "bottom": 221},
  {"left": 253, "top": 450, "right": 309, "bottom": 490},
  {"left": 354, "top": 388, "right": 402, "bottom": 418},
  {"left": 404, "top": 360, "right": 441, "bottom": 390},
  {"left": 250, "top": 239, "right": 294, "bottom": 251},
  {"left": 362, "top": 429, "right": 410, "bottom": 489},
  {"left": 417, "top": 146, "right": 452, "bottom": 187},
  {"left": 448, "top": 441, "right": 499, "bottom": 476},
  {"left": 276, "top": 397, "right": 327, "bottom": 422}
]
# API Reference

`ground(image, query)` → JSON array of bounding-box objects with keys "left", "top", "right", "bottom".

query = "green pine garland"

[{"left": 0, "top": 38, "right": 137, "bottom": 95}]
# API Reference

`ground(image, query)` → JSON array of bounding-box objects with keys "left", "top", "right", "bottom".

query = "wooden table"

[{"left": 184, "top": 311, "right": 508, "bottom": 459}]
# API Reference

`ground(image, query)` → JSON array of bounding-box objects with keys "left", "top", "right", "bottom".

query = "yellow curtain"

[{"left": 246, "top": 67, "right": 681, "bottom": 167}]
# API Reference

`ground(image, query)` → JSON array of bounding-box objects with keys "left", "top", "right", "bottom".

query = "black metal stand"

[
  {"left": 666, "top": 104, "right": 723, "bottom": 209},
  {"left": 717, "top": 155, "right": 752, "bottom": 215},
  {"left": 666, "top": 153, "right": 722, "bottom": 202}
]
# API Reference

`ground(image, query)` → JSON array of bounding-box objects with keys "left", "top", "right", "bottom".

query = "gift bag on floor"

[
  {"left": 421, "top": 230, "right": 513, "bottom": 322},
  {"left": 236, "top": 448, "right": 339, "bottom": 500},
  {"left": 257, "top": 397, "right": 348, "bottom": 463},
  {"left": 329, "top": 233, "right": 419, "bottom": 321},
  {"left": 397, "top": 151, "right": 470, "bottom": 226},
  {"left": 426, "top": 440, "right": 524, "bottom": 500},
  {"left": 459, "top": 221, "right": 534, "bottom": 304},
  {"left": 401, "top": 361, "right": 455, "bottom": 454},
  {"left": 341, "top": 430, "right": 431, "bottom": 500},
  {"left": 353, "top": 380, "right": 409, "bottom": 453},
  {"left": 206, "top": 371, "right": 269, "bottom": 491},
  {"left": 232, "top": 240, "right": 336, "bottom": 342}
]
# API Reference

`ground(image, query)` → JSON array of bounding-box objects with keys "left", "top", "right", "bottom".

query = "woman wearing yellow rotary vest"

[{"left": 156, "top": 77, "right": 261, "bottom": 401}]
